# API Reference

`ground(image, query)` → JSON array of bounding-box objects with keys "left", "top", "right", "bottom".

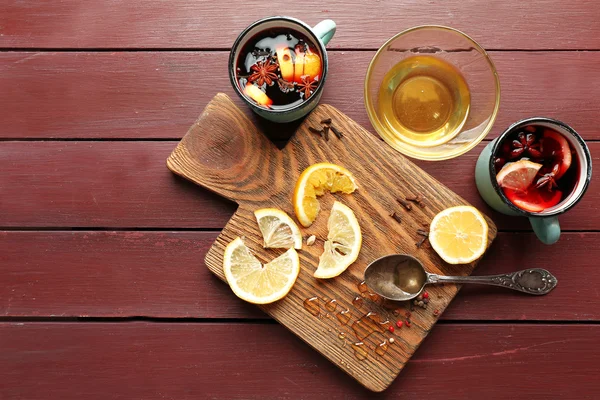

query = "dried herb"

[
  {"left": 277, "top": 78, "right": 295, "bottom": 93},
  {"left": 416, "top": 229, "right": 429, "bottom": 248},
  {"left": 248, "top": 59, "right": 278, "bottom": 86},
  {"left": 390, "top": 212, "right": 402, "bottom": 224},
  {"left": 323, "top": 126, "right": 330, "bottom": 141},
  {"left": 396, "top": 198, "right": 412, "bottom": 211},
  {"left": 251, "top": 49, "right": 271, "bottom": 58},
  {"left": 536, "top": 172, "right": 558, "bottom": 191},
  {"left": 297, "top": 76, "right": 319, "bottom": 99},
  {"left": 308, "top": 126, "right": 324, "bottom": 138},
  {"left": 510, "top": 131, "right": 542, "bottom": 159},
  {"left": 406, "top": 194, "right": 426, "bottom": 208},
  {"left": 331, "top": 126, "right": 344, "bottom": 139},
  {"left": 320, "top": 118, "right": 332, "bottom": 125}
]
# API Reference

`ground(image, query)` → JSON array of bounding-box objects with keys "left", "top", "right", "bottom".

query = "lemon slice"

[
  {"left": 223, "top": 237, "right": 300, "bottom": 304},
  {"left": 429, "top": 206, "right": 488, "bottom": 264},
  {"left": 293, "top": 163, "right": 357, "bottom": 228},
  {"left": 496, "top": 160, "right": 542, "bottom": 191},
  {"left": 314, "top": 201, "right": 362, "bottom": 279},
  {"left": 254, "top": 208, "right": 302, "bottom": 250}
]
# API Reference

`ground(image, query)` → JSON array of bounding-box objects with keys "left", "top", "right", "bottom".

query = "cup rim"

[
  {"left": 364, "top": 25, "right": 501, "bottom": 161},
  {"left": 489, "top": 117, "right": 592, "bottom": 217},
  {"left": 228, "top": 16, "right": 329, "bottom": 116}
]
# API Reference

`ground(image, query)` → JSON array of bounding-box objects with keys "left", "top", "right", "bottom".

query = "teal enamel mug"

[
  {"left": 229, "top": 16, "right": 336, "bottom": 123},
  {"left": 475, "top": 118, "right": 592, "bottom": 245}
]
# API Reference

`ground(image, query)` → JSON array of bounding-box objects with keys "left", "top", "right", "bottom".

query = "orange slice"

[
  {"left": 292, "top": 163, "right": 357, "bottom": 227},
  {"left": 276, "top": 46, "right": 295, "bottom": 82},
  {"left": 243, "top": 83, "right": 272, "bottom": 107}
]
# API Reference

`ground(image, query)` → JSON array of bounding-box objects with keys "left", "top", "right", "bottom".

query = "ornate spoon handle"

[{"left": 427, "top": 268, "right": 558, "bottom": 295}]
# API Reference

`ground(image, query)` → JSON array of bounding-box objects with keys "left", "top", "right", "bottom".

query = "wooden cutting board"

[{"left": 167, "top": 93, "right": 497, "bottom": 392}]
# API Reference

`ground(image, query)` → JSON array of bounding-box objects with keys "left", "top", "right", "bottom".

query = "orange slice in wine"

[
  {"left": 243, "top": 83, "right": 272, "bottom": 107},
  {"left": 293, "top": 50, "right": 305, "bottom": 83},
  {"left": 542, "top": 129, "right": 572, "bottom": 179},
  {"left": 504, "top": 188, "right": 563, "bottom": 213},
  {"left": 276, "top": 46, "right": 294, "bottom": 82},
  {"left": 302, "top": 50, "right": 322, "bottom": 81},
  {"left": 293, "top": 49, "right": 322, "bottom": 83}
]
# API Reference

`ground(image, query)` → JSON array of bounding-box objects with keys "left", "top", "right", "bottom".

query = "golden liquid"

[{"left": 377, "top": 55, "right": 470, "bottom": 147}]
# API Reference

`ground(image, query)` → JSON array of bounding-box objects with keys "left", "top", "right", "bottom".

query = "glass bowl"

[{"left": 364, "top": 26, "right": 500, "bottom": 161}]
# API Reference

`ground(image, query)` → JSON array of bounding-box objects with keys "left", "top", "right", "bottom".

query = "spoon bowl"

[
  {"left": 364, "top": 253, "right": 558, "bottom": 302},
  {"left": 363, "top": 254, "right": 427, "bottom": 301}
]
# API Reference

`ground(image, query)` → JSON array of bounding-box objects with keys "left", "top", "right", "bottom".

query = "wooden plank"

[
  {"left": 1, "top": 51, "right": 600, "bottom": 140},
  {"left": 1, "top": 1, "right": 599, "bottom": 50},
  {"left": 168, "top": 96, "right": 498, "bottom": 391},
  {"left": 1, "top": 231, "right": 598, "bottom": 320},
  {"left": 0, "top": 141, "right": 597, "bottom": 229},
  {"left": 0, "top": 141, "right": 236, "bottom": 228},
  {"left": 1, "top": 322, "right": 598, "bottom": 398},
  {"left": 0, "top": 231, "right": 262, "bottom": 319}
]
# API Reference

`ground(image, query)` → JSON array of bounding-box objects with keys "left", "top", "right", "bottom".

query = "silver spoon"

[{"left": 363, "top": 254, "right": 557, "bottom": 302}]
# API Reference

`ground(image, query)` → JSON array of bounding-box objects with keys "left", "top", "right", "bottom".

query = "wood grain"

[
  {"left": 0, "top": 141, "right": 236, "bottom": 228},
  {"left": 1, "top": 231, "right": 598, "bottom": 321},
  {"left": 1, "top": 140, "right": 598, "bottom": 229},
  {"left": 2, "top": 51, "right": 600, "bottom": 140},
  {"left": 1, "top": 322, "right": 598, "bottom": 399},
  {"left": 167, "top": 94, "right": 498, "bottom": 391},
  {"left": 1, "top": 0, "right": 599, "bottom": 50}
]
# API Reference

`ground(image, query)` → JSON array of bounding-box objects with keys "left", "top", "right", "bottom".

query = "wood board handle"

[{"left": 167, "top": 93, "right": 282, "bottom": 204}]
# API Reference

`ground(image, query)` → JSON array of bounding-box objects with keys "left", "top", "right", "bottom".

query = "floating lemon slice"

[
  {"left": 223, "top": 238, "right": 300, "bottom": 304},
  {"left": 293, "top": 163, "right": 357, "bottom": 228},
  {"left": 496, "top": 159, "right": 542, "bottom": 191},
  {"left": 429, "top": 206, "right": 488, "bottom": 264},
  {"left": 314, "top": 201, "right": 362, "bottom": 279},
  {"left": 254, "top": 208, "right": 302, "bottom": 250}
]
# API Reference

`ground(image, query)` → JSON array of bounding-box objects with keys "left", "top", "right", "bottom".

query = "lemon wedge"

[
  {"left": 254, "top": 208, "right": 302, "bottom": 249},
  {"left": 293, "top": 162, "right": 357, "bottom": 228},
  {"left": 223, "top": 238, "right": 300, "bottom": 304},
  {"left": 314, "top": 201, "right": 362, "bottom": 279},
  {"left": 429, "top": 206, "right": 488, "bottom": 264}
]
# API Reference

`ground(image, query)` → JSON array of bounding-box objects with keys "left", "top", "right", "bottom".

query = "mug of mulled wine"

[
  {"left": 475, "top": 118, "right": 592, "bottom": 245},
  {"left": 229, "top": 16, "right": 335, "bottom": 123}
]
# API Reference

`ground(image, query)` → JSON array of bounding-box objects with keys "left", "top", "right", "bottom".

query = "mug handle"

[
  {"left": 529, "top": 216, "right": 561, "bottom": 245},
  {"left": 312, "top": 19, "right": 336, "bottom": 45}
]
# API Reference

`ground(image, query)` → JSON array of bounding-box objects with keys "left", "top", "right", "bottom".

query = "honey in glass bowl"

[{"left": 376, "top": 55, "right": 470, "bottom": 147}]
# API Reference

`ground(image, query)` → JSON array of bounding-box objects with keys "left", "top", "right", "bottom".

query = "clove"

[
  {"left": 308, "top": 126, "right": 324, "bottom": 138},
  {"left": 331, "top": 126, "right": 344, "bottom": 139},
  {"left": 323, "top": 125, "right": 330, "bottom": 141},
  {"left": 406, "top": 194, "right": 426, "bottom": 208},
  {"left": 396, "top": 198, "right": 413, "bottom": 211}
]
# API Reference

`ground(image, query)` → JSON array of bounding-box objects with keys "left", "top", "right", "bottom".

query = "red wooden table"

[{"left": 1, "top": 2, "right": 599, "bottom": 398}]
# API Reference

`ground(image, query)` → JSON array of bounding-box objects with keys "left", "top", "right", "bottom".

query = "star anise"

[
  {"left": 248, "top": 59, "right": 278, "bottom": 86},
  {"left": 297, "top": 75, "right": 318, "bottom": 99},
  {"left": 535, "top": 173, "right": 558, "bottom": 191},
  {"left": 535, "top": 164, "right": 559, "bottom": 191},
  {"left": 511, "top": 132, "right": 542, "bottom": 159}
]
